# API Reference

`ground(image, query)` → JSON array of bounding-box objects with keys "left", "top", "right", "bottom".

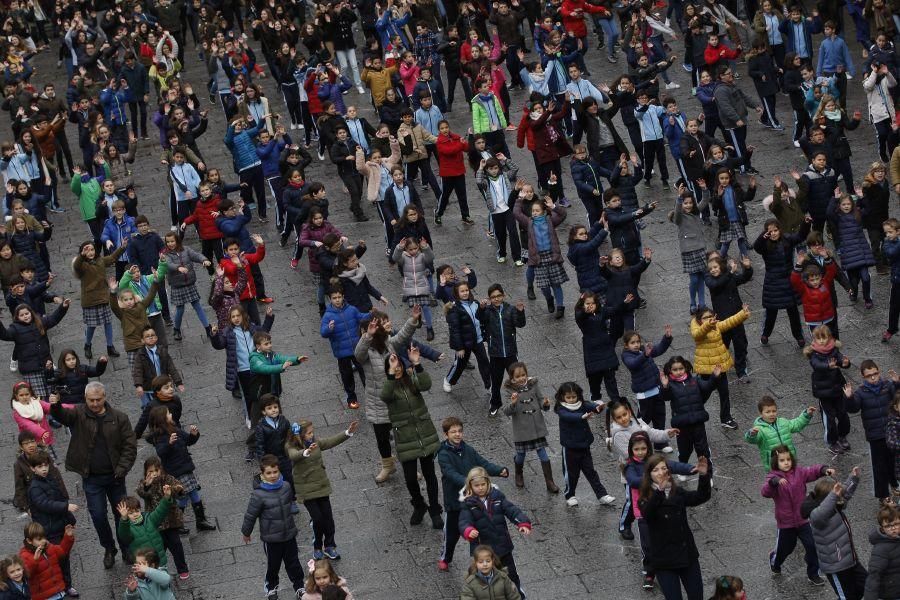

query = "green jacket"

[
  {"left": 123, "top": 566, "right": 176, "bottom": 600},
  {"left": 380, "top": 369, "right": 439, "bottom": 463},
  {"left": 249, "top": 351, "right": 301, "bottom": 374},
  {"left": 71, "top": 164, "right": 111, "bottom": 221},
  {"left": 286, "top": 431, "right": 350, "bottom": 502},
  {"left": 471, "top": 95, "right": 508, "bottom": 133},
  {"left": 460, "top": 568, "right": 521, "bottom": 600},
  {"left": 117, "top": 496, "right": 172, "bottom": 566},
  {"left": 744, "top": 411, "right": 812, "bottom": 471},
  {"left": 118, "top": 258, "right": 168, "bottom": 316}
]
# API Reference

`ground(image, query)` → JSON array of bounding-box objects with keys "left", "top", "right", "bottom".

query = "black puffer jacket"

[
  {"left": 479, "top": 302, "right": 525, "bottom": 358},
  {"left": 807, "top": 344, "right": 849, "bottom": 400},
  {"left": 865, "top": 528, "right": 900, "bottom": 600},
  {"left": 446, "top": 300, "right": 484, "bottom": 351},
  {"left": 27, "top": 475, "right": 76, "bottom": 538},
  {"left": 0, "top": 303, "right": 68, "bottom": 373},
  {"left": 661, "top": 375, "right": 714, "bottom": 427},
  {"left": 846, "top": 380, "right": 896, "bottom": 442},
  {"left": 255, "top": 414, "right": 291, "bottom": 459},
  {"left": 575, "top": 306, "right": 619, "bottom": 374},
  {"left": 151, "top": 428, "right": 198, "bottom": 478},
  {"left": 704, "top": 267, "right": 752, "bottom": 318},
  {"left": 753, "top": 223, "right": 810, "bottom": 309}
]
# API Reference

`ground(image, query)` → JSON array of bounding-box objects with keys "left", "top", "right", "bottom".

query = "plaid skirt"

[
  {"left": 681, "top": 248, "right": 708, "bottom": 274},
  {"left": 22, "top": 371, "right": 50, "bottom": 398},
  {"left": 177, "top": 472, "right": 201, "bottom": 494},
  {"left": 533, "top": 251, "right": 569, "bottom": 289},
  {"left": 168, "top": 284, "right": 200, "bottom": 306},
  {"left": 718, "top": 220, "right": 747, "bottom": 243},
  {"left": 311, "top": 272, "right": 322, "bottom": 289},
  {"left": 404, "top": 294, "right": 432, "bottom": 306},
  {"left": 82, "top": 304, "right": 113, "bottom": 327},
  {"left": 514, "top": 437, "right": 549, "bottom": 453}
]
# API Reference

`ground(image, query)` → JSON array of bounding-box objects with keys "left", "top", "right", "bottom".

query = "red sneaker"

[
  {"left": 437, "top": 560, "right": 449, "bottom": 572},
  {"left": 290, "top": 258, "right": 299, "bottom": 270},
  {"left": 257, "top": 296, "right": 274, "bottom": 303},
  {"left": 178, "top": 572, "right": 190, "bottom": 580}
]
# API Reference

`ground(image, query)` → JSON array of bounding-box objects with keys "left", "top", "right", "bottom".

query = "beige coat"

[
  {"left": 397, "top": 123, "right": 436, "bottom": 162},
  {"left": 355, "top": 137, "right": 402, "bottom": 201}
]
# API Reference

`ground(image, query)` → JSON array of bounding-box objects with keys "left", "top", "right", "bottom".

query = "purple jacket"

[{"left": 761, "top": 464, "right": 828, "bottom": 529}]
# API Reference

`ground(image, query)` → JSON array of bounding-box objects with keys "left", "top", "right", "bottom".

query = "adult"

[
  {"left": 49, "top": 381, "right": 137, "bottom": 569},
  {"left": 638, "top": 454, "right": 711, "bottom": 600},
  {"left": 713, "top": 65, "right": 763, "bottom": 175}
]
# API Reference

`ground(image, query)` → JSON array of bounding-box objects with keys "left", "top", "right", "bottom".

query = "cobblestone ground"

[{"left": 0, "top": 24, "right": 895, "bottom": 600}]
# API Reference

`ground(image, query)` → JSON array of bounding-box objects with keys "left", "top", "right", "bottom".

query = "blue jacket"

[
  {"left": 817, "top": 35, "right": 854, "bottom": 76},
  {"left": 412, "top": 79, "right": 447, "bottom": 112},
  {"left": 575, "top": 306, "right": 619, "bottom": 374},
  {"left": 256, "top": 138, "right": 287, "bottom": 177},
  {"left": 320, "top": 302, "right": 370, "bottom": 358},
  {"left": 661, "top": 375, "right": 715, "bottom": 427},
  {"left": 883, "top": 237, "right": 900, "bottom": 284},
  {"left": 600, "top": 260, "right": 650, "bottom": 312},
  {"left": 0, "top": 581, "right": 30, "bottom": 600},
  {"left": 99, "top": 87, "right": 131, "bottom": 126},
  {"left": 555, "top": 400, "right": 602, "bottom": 448},
  {"left": 317, "top": 76, "right": 353, "bottom": 114},
  {"left": 375, "top": 10, "right": 411, "bottom": 50},
  {"left": 540, "top": 51, "right": 580, "bottom": 94},
  {"left": 570, "top": 158, "right": 611, "bottom": 201},
  {"left": 100, "top": 216, "right": 137, "bottom": 262},
  {"left": 847, "top": 380, "right": 896, "bottom": 441},
  {"left": 129, "top": 231, "right": 165, "bottom": 274},
  {"left": 662, "top": 112, "right": 688, "bottom": 159},
  {"left": 437, "top": 440, "right": 505, "bottom": 511},
  {"left": 479, "top": 302, "right": 526, "bottom": 358},
  {"left": 216, "top": 206, "right": 254, "bottom": 253},
  {"left": 634, "top": 104, "right": 666, "bottom": 142},
  {"left": 827, "top": 200, "right": 875, "bottom": 270},
  {"left": 224, "top": 123, "right": 262, "bottom": 173},
  {"left": 695, "top": 82, "right": 719, "bottom": 118},
  {"left": 458, "top": 487, "right": 530, "bottom": 557},
  {"left": 802, "top": 167, "right": 839, "bottom": 224},
  {"left": 779, "top": 17, "right": 820, "bottom": 58},
  {"left": 622, "top": 334, "right": 673, "bottom": 393},
  {"left": 624, "top": 457, "right": 695, "bottom": 488},
  {"left": 566, "top": 222, "right": 609, "bottom": 294},
  {"left": 152, "top": 427, "right": 198, "bottom": 478}
]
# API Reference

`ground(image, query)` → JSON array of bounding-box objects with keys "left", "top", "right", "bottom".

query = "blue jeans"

[
  {"left": 596, "top": 18, "right": 620, "bottom": 58},
  {"left": 176, "top": 489, "right": 202, "bottom": 509},
  {"left": 174, "top": 299, "right": 210, "bottom": 330},
  {"left": 719, "top": 235, "right": 749, "bottom": 259},
  {"left": 514, "top": 447, "right": 549, "bottom": 464},
  {"left": 85, "top": 322, "right": 114, "bottom": 347},
  {"left": 688, "top": 272, "right": 706, "bottom": 309},
  {"left": 541, "top": 285, "right": 564, "bottom": 307},
  {"left": 82, "top": 473, "right": 128, "bottom": 553}
]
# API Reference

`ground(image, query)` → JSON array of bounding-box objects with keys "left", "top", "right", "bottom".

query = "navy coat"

[
  {"left": 827, "top": 200, "right": 875, "bottom": 270},
  {"left": 255, "top": 414, "right": 291, "bottom": 459},
  {"left": 884, "top": 238, "right": 900, "bottom": 283},
  {"left": 335, "top": 274, "right": 383, "bottom": 313},
  {"left": 151, "top": 427, "right": 198, "bottom": 478},
  {"left": 621, "top": 334, "right": 672, "bottom": 393},
  {"left": 555, "top": 400, "right": 602, "bottom": 448},
  {"left": 437, "top": 440, "right": 505, "bottom": 511},
  {"left": 753, "top": 223, "right": 810, "bottom": 309},
  {"left": 446, "top": 300, "right": 484, "bottom": 351},
  {"left": 567, "top": 222, "right": 609, "bottom": 295},
  {"left": 600, "top": 260, "right": 649, "bottom": 313},
  {"left": 661, "top": 376, "right": 715, "bottom": 427},
  {"left": 704, "top": 267, "right": 752, "bottom": 318},
  {"left": 808, "top": 346, "right": 850, "bottom": 400},
  {"left": 480, "top": 302, "right": 525, "bottom": 358},
  {"left": 575, "top": 306, "right": 619, "bottom": 374},
  {"left": 0, "top": 303, "right": 68, "bottom": 374},
  {"left": 27, "top": 475, "right": 75, "bottom": 538},
  {"left": 459, "top": 487, "right": 530, "bottom": 557},
  {"left": 846, "top": 380, "right": 896, "bottom": 442},
  {"left": 801, "top": 167, "right": 839, "bottom": 223}
]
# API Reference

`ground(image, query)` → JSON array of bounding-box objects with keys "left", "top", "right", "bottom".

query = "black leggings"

[
  {"left": 587, "top": 369, "right": 621, "bottom": 403},
  {"left": 847, "top": 266, "right": 872, "bottom": 302},
  {"left": 436, "top": 174, "right": 468, "bottom": 218},
  {"left": 373, "top": 422, "right": 393, "bottom": 459},
  {"left": 400, "top": 454, "right": 440, "bottom": 510},
  {"left": 762, "top": 305, "right": 804, "bottom": 341},
  {"left": 281, "top": 83, "right": 303, "bottom": 127},
  {"left": 489, "top": 356, "right": 516, "bottom": 410},
  {"left": 239, "top": 166, "right": 267, "bottom": 217},
  {"left": 304, "top": 496, "right": 336, "bottom": 550},
  {"left": 161, "top": 527, "right": 189, "bottom": 573}
]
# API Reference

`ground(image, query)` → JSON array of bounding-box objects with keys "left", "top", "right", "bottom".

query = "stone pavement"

[{"left": 0, "top": 25, "right": 895, "bottom": 600}]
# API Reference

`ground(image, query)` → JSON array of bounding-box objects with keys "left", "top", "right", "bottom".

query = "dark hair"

[
  {"left": 135, "top": 547, "right": 160, "bottom": 568},
  {"left": 27, "top": 450, "right": 51, "bottom": 468},
  {"left": 135, "top": 214, "right": 150, "bottom": 226},
  {"left": 400, "top": 107, "right": 414, "bottom": 118},
  {"left": 638, "top": 454, "right": 677, "bottom": 504},
  {"left": 663, "top": 355, "right": 692, "bottom": 375},
  {"left": 711, "top": 575, "right": 744, "bottom": 599},
  {"left": 17, "top": 430, "right": 37, "bottom": 445},
  {"left": 859, "top": 359, "right": 879, "bottom": 374},
  {"left": 757, "top": 395, "right": 777, "bottom": 412},
  {"left": 770, "top": 444, "right": 796, "bottom": 470},
  {"left": 148, "top": 406, "right": 176, "bottom": 438},
  {"left": 441, "top": 416, "right": 463, "bottom": 433},
  {"left": 259, "top": 454, "right": 280, "bottom": 471},
  {"left": 878, "top": 504, "right": 900, "bottom": 526},
  {"left": 553, "top": 381, "right": 585, "bottom": 410},
  {"left": 603, "top": 188, "right": 620, "bottom": 204},
  {"left": 259, "top": 393, "right": 281, "bottom": 411},
  {"left": 486, "top": 283, "right": 504, "bottom": 298},
  {"left": 150, "top": 375, "right": 172, "bottom": 392},
  {"left": 604, "top": 398, "right": 636, "bottom": 446},
  {"left": 253, "top": 331, "right": 272, "bottom": 346}
]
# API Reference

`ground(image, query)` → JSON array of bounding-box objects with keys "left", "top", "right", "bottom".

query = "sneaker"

[
  {"left": 675, "top": 474, "right": 689, "bottom": 482},
  {"left": 637, "top": 298, "right": 648, "bottom": 309},
  {"left": 290, "top": 258, "right": 299, "bottom": 270},
  {"left": 290, "top": 123, "right": 298, "bottom": 130},
  {"left": 489, "top": 407, "right": 500, "bottom": 417},
  {"left": 497, "top": 256, "right": 507, "bottom": 263},
  {"left": 265, "top": 591, "right": 279, "bottom": 600},
  {"left": 760, "top": 335, "right": 769, "bottom": 345},
  {"left": 598, "top": 494, "right": 616, "bottom": 505},
  {"left": 682, "top": 63, "right": 692, "bottom": 72},
  {"left": 313, "top": 549, "right": 325, "bottom": 560},
  {"left": 721, "top": 419, "right": 738, "bottom": 430},
  {"left": 437, "top": 559, "right": 450, "bottom": 572},
  {"left": 828, "top": 441, "right": 844, "bottom": 455},
  {"left": 770, "top": 551, "right": 781, "bottom": 574},
  {"left": 357, "top": 85, "right": 366, "bottom": 94},
  {"left": 737, "top": 373, "right": 751, "bottom": 384},
  {"left": 607, "top": 55, "right": 617, "bottom": 63},
  {"left": 808, "top": 575, "right": 826, "bottom": 586},
  {"left": 883, "top": 331, "right": 893, "bottom": 343},
  {"left": 838, "top": 437, "right": 851, "bottom": 451},
  {"left": 67, "top": 586, "right": 81, "bottom": 596},
  {"left": 793, "top": 140, "right": 801, "bottom": 148},
  {"left": 245, "top": 449, "right": 255, "bottom": 462},
  {"left": 348, "top": 399, "right": 360, "bottom": 409},
  {"left": 178, "top": 572, "right": 190, "bottom": 580},
  {"left": 665, "top": 81, "right": 681, "bottom": 90},
  {"left": 103, "top": 549, "right": 116, "bottom": 570},
  {"left": 642, "top": 575, "right": 655, "bottom": 590},
  {"left": 745, "top": 167, "right": 761, "bottom": 175},
  {"left": 514, "top": 260, "right": 524, "bottom": 267},
  {"left": 257, "top": 296, "right": 274, "bottom": 303},
  {"left": 566, "top": 496, "right": 579, "bottom": 507},
  {"left": 461, "top": 217, "right": 475, "bottom": 225},
  {"left": 865, "top": 300, "right": 874, "bottom": 309},
  {"left": 323, "top": 546, "right": 340, "bottom": 560},
  {"left": 434, "top": 214, "right": 442, "bottom": 225},
  {"left": 9, "top": 359, "right": 17, "bottom": 372},
  {"left": 772, "top": 124, "right": 785, "bottom": 131},
  {"left": 661, "top": 445, "right": 674, "bottom": 454},
  {"left": 619, "top": 527, "right": 634, "bottom": 540},
  {"left": 443, "top": 377, "right": 452, "bottom": 393},
  {"left": 317, "top": 150, "right": 325, "bottom": 161}
]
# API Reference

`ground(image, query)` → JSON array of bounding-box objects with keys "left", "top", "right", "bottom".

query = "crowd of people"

[{"left": 0, "top": 0, "right": 899, "bottom": 598}]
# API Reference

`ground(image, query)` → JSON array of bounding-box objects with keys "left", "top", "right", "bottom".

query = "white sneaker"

[
  {"left": 566, "top": 497, "right": 579, "bottom": 507},
  {"left": 676, "top": 474, "right": 689, "bottom": 482},
  {"left": 443, "top": 378, "right": 452, "bottom": 393},
  {"left": 665, "top": 82, "right": 681, "bottom": 90},
  {"left": 9, "top": 359, "right": 17, "bottom": 372},
  {"left": 357, "top": 85, "right": 366, "bottom": 94},
  {"left": 845, "top": 73, "right": 852, "bottom": 80},
  {"left": 598, "top": 494, "right": 616, "bottom": 505},
  {"left": 497, "top": 256, "right": 506, "bottom": 263},
  {"left": 793, "top": 140, "right": 800, "bottom": 148},
  {"left": 661, "top": 445, "right": 674, "bottom": 454},
  {"left": 290, "top": 123, "right": 298, "bottom": 130}
]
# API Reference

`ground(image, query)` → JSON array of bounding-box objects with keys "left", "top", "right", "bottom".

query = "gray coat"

[
  {"left": 502, "top": 378, "right": 550, "bottom": 443},
  {"left": 391, "top": 244, "right": 434, "bottom": 299},
  {"left": 672, "top": 192, "right": 710, "bottom": 254},
  {"left": 865, "top": 527, "right": 900, "bottom": 600},
  {"left": 240, "top": 479, "right": 297, "bottom": 543},
  {"left": 163, "top": 247, "right": 207, "bottom": 289},
  {"left": 355, "top": 317, "right": 418, "bottom": 425},
  {"left": 713, "top": 83, "right": 759, "bottom": 129},
  {"left": 807, "top": 473, "right": 861, "bottom": 574}
]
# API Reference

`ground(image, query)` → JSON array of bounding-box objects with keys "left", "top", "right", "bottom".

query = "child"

[
  {"left": 566, "top": 222, "right": 609, "bottom": 298},
  {"left": 802, "top": 467, "right": 866, "bottom": 598},
  {"left": 161, "top": 232, "right": 212, "bottom": 340},
  {"left": 805, "top": 324, "right": 853, "bottom": 455},
  {"left": 708, "top": 575, "right": 745, "bottom": 600},
  {"left": 475, "top": 156, "right": 522, "bottom": 264},
  {"left": 44, "top": 348, "right": 109, "bottom": 404},
  {"left": 607, "top": 401, "right": 678, "bottom": 542},
  {"left": 392, "top": 237, "right": 435, "bottom": 338},
  {"left": 254, "top": 394, "right": 294, "bottom": 502},
  {"left": 132, "top": 327, "right": 183, "bottom": 408},
  {"left": 26, "top": 450, "right": 77, "bottom": 595},
  {"left": 435, "top": 264, "right": 477, "bottom": 304},
  {"left": 704, "top": 256, "right": 753, "bottom": 381},
  {"left": 13, "top": 431, "right": 64, "bottom": 516},
  {"left": 301, "top": 559, "right": 354, "bottom": 600},
  {"left": 574, "top": 291, "right": 622, "bottom": 404},
  {"left": 443, "top": 280, "right": 491, "bottom": 394},
  {"left": 622, "top": 431, "right": 697, "bottom": 590},
  {"left": 711, "top": 169, "right": 755, "bottom": 259},
  {"left": 621, "top": 327, "right": 674, "bottom": 449},
  {"left": 761, "top": 445, "right": 832, "bottom": 584},
  {"left": 554, "top": 381, "right": 615, "bottom": 507},
  {"left": 883, "top": 218, "right": 900, "bottom": 342},
  {"left": 605, "top": 189, "right": 656, "bottom": 275},
  {"left": 844, "top": 360, "right": 900, "bottom": 501},
  {"left": 136, "top": 456, "right": 189, "bottom": 578},
  {"left": 286, "top": 418, "right": 358, "bottom": 560},
  {"left": 600, "top": 247, "right": 652, "bottom": 342},
  {"left": 118, "top": 259, "right": 169, "bottom": 348},
  {"left": 241, "top": 455, "right": 306, "bottom": 598},
  {"left": 753, "top": 218, "right": 810, "bottom": 346},
  {"left": 437, "top": 416, "right": 509, "bottom": 572},
  {"left": 827, "top": 195, "right": 875, "bottom": 308},
  {"left": 459, "top": 545, "right": 521, "bottom": 600},
  {"left": 745, "top": 396, "right": 816, "bottom": 472},
  {"left": 459, "top": 467, "right": 531, "bottom": 598},
  {"left": 146, "top": 406, "right": 216, "bottom": 532},
  {"left": 19, "top": 522, "right": 74, "bottom": 600},
  {"left": 513, "top": 193, "right": 568, "bottom": 319},
  {"left": 569, "top": 145, "right": 610, "bottom": 226},
  {"left": 889, "top": 391, "right": 900, "bottom": 497},
  {"left": 690, "top": 304, "right": 750, "bottom": 429},
  {"left": 501, "top": 363, "right": 558, "bottom": 493},
  {"left": 209, "top": 263, "right": 247, "bottom": 330},
  {"left": 660, "top": 356, "right": 718, "bottom": 469},
  {"left": 100, "top": 199, "right": 137, "bottom": 280},
  {"left": 865, "top": 504, "right": 900, "bottom": 599},
  {"left": 124, "top": 548, "right": 176, "bottom": 600},
  {"left": 109, "top": 279, "right": 159, "bottom": 367},
  {"left": 0, "top": 554, "right": 30, "bottom": 599},
  {"left": 11, "top": 382, "right": 70, "bottom": 460},
  {"left": 320, "top": 287, "right": 370, "bottom": 409},
  {"left": 480, "top": 284, "right": 526, "bottom": 415},
  {"left": 0, "top": 302, "right": 69, "bottom": 398},
  {"left": 182, "top": 182, "right": 224, "bottom": 274},
  {"left": 134, "top": 374, "right": 183, "bottom": 440},
  {"left": 670, "top": 184, "right": 710, "bottom": 313}
]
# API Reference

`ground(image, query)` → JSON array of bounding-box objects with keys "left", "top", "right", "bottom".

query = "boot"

[
  {"left": 191, "top": 501, "right": 217, "bottom": 531},
  {"left": 410, "top": 501, "right": 428, "bottom": 525},
  {"left": 527, "top": 285, "right": 536, "bottom": 300},
  {"left": 541, "top": 461, "right": 560, "bottom": 494},
  {"left": 374, "top": 457, "right": 396, "bottom": 483},
  {"left": 204, "top": 324, "right": 213, "bottom": 338},
  {"left": 318, "top": 303, "right": 326, "bottom": 316},
  {"left": 546, "top": 295, "right": 555, "bottom": 313},
  {"left": 428, "top": 505, "right": 444, "bottom": 530},
  {"left": 106, "top": 346, "right": 120, "bottom": 357},
  {"left": 83, "top": 344, "right": 92, "bottom": 360},
  {"left": 555, "top": 306, "right": 565, "bottom": 320},
  {"left": 176, "top": 507, "right": 189, "bottom": 534},
  {"left": 426, "top": 327, "right": 435, "bottom": 341},
  {"left": 173, "top": 328, "right": 183, "bottom": 341},
  {"left": 514, "top": 463, "right": 525, "bottom": 488}
]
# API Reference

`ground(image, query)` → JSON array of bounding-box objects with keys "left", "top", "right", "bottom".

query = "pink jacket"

[
  {"left": 399, "top": 62, "right": 420, "bottom": 96},
  {"left": 12, "top": 400, "right": 73, "bottom": 446},
  {"left": 761, "top": 464, "right": 827, "bottom": 528}
]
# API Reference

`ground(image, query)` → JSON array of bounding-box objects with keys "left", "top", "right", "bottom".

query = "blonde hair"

[{"left": 463, "top": 467, "right": 491, "bottom": 497}]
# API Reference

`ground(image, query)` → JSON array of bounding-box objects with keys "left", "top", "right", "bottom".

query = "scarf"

[
  {"left": 339, "top": 263, "right": 368, "bottom": 285},
  {"left": 824, "top": 109, "right": 842, "bottom": 120},
  {"left": 260, "top": 475, "right": 285, "bottom": 490},
  {"left": 670, "top": 372, "right": 688, "bottom": 382},
  {"left": 476, "top": 570, "right": 495, "bottom": 585},
  {"left": 652, "top": 480, "right": 673, "bottom": 496},
  {"left": 811, "top": 338, "right": 835, "bottom": 354},
  {"left": 529, "top": 111, "right": 542, "bottom": 120},
  {"left": 560, "top": 400, "right": 582, "bottom": 411},
  {"left": 12, "top": 398, "right": 43, "bottom": 422},
  {"left": 862, "top": 379, "right": 884, "bottom": 394},
  {"left": 287, "top": 180, "right": 304, "bottom": 189},
  {"left": 487, "top": 174, "right": 510, "bottom": 211}
]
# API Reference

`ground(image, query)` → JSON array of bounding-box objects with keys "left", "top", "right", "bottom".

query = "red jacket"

[
  {"left": 221, "top": 244, "right": 266, "bottom": 300},
  {"left": 304, "top": 72, "right": 323, "bottom": 115},
  {"left": 530, "top": 103, "right": 573, "bottom": 165},
  {"left": 790, "top": 261, "right": 837, "bottom": 323},
  {"left": 183, "top": 194, "right": 224, "bottom": 240},
  {"left": 516, "top": 108, "right": 536, "bottom": 151},
  {"left": 704, "top": 43, "right": 741, "bottom": 66},
  {"left": 561, "top": 0, "right": 609, "bottom": 38},
  {"left": 20, "top": 534, "right": 73, "bottom": 600},
  {"left": 435, "top": 133, "right": 469, "bottom": 177}
]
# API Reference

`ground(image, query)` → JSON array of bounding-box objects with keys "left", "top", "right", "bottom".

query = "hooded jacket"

[
  {"left": 761, "top": 464, "right": 828, "bottom": 528},
  {"left": 864, "top": 527, "right": 900, "bottom": 600},
  {"left": 320, "top": 302, "right": 370, "bottom": 359},
  {"left": 802, "top": 472, "right": 861, "bottom": 574},
  {"left": 459, "top": 486, "right": 531, "bottom": 557},
  {"left": 689, "top": 310, "right": 749, "bottom": 374},
  {"left": 745, "top": 411, "right": 813, "bottom": 471}
]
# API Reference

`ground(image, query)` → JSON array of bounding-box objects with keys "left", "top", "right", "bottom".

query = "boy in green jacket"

[
  {"left": 116, "top": 485, "right": 173, "bottom": 566},
  {"left": 249, "top": 331, "right": 308, "bottom": 435},
  {"left": 71, "top": 162, "right": 111, "bottom": 243},
  {"left": 744, "top": 395, "right": 816, "bottom": 471}
]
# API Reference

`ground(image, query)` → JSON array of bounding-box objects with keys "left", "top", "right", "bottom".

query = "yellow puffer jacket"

[
  {"left": 361, "top": 65, "right": 398, "bottom": 107},
  {"left": 690, "top": 310, "right": 749, "bottom": 375}
]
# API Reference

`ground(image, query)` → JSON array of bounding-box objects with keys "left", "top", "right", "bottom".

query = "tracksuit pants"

[
  {"left": 771, "top": 523, "right": 819, "bottom": 578},
  {"left": 262, "top": 537, "right": 304, "bottom": 595},
  {"left": 562, "top": 446, "right": 608, "bottom": 500}
]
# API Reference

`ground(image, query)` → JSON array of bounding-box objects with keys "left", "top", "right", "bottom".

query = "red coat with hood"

[
  {"left": 19, "top": 534, "right": 73, "bottom": 600},
  {"left": 435, "top": 132, "right": 469, "bottom": 177},
  {"left": 221, "top": 244, "right": 266, "bottom": 300},
  {"left": 561, "top": 0, "right": 609, "bottom": 38},
  {"left": 790, "top": 261, "right": 838, "bottom": 323},
  {"left": 183, "top": 194, "right": 225, "bottom": 240}
]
